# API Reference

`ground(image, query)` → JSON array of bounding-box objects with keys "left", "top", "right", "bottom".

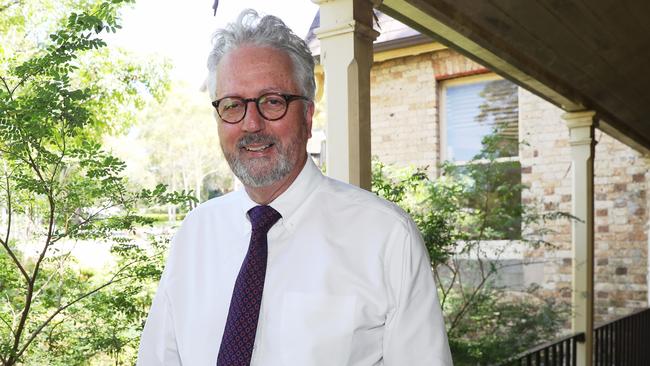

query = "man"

[{"left": 138, "top": 9, "right": 452, "bottom": 366}]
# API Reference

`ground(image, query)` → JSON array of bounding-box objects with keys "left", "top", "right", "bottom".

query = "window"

[
  {"left": 440, "top": 74, "right": 521, "bottom": 240},
  {"left": 441, "top": 75, "right": 519, "bottom": 162}
]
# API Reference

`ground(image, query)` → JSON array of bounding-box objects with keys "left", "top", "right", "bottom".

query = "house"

[{"left": 306, "top": 11, "right": 649, "bottom": 325}]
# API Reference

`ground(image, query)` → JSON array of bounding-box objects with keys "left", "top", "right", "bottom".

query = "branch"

[
  {"left": 454, "top": 257, "right": 466, "bottom": 303},
  {"left": 14, "top": 278, "right": 122, "bottom": 361},
  {"left": 448, "top": 256, "right": 497, "bottom": 332},
  {"left": 13, "top": 255, "right": 152, "bottom": 361},
  {"left": 45, "top": 318, "right": 66, "bottom": 349},
  {"left": 433, "top": 268, "right": 444, "bottom": 304},
  {"left": 7, "top": 1, "right": 113, "bottom": 100},
  {"left": 49, "top": 119, "right": 67, "bottom": 191},
  {"left": 2, "top": 167, "right": 10, "bottom": 245},
  {"left": 9, "top": 71, "right": 34, "bottom": 98},
  {"left": 50, "top": 202, "right": 124, "bottom": 244},
  {"left": 0, "top": 147, "right": 35, "bottom": 170},
  {"left": 0, "top": 75, "right": 13, "bottom": 99},
  {"left": 476, "top": 246, "right": 486, "bottom": 281},
  {"left": 0, "top": 168, "right": 29, "bottom": 283},
  {"left": 434, "top": 265, "right": 447, "bottom": 305},
  {"left": 0, "top": 0, "right": 22, "bottom": 13},
  {"left": 32, "top": 246, "right": 76, "bottom": 303},
  {"left": 445, "top": 172, "right": 497, "bottom": 332},
  {"left": 0, "top": 308, "right": 16, "bottom": 338},
  {"left": 24, "top": 145, "right": 57, "bottom": 273},
  {"left": 436, "top": 262, "right": 458, "bottom": 309},
  {"left": 9, "top": 146, "right": 57, "bottom": 362},
  {"left": 4, "top": 28, "right": 67, "bottom": 100},
  {"left": 4, "top": 292, "right": 19, "bottom": 330}
]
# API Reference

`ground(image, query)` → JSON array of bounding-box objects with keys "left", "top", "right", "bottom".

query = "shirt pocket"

[{"left": 280, "top": 292, "right": 356, "bottom": 366}]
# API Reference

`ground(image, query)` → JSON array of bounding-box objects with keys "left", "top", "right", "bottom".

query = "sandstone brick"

[
  {"left": 632, "top": 173, "right": 645, "bottom": 182},
  {"left": 628, "top": 231, "right": 646, "bottom": 241},
  {"left": 613, "top": 199, "right": 627, "bottom": 208},
  {"left": 544, "top": 202, "right": 558, "bottom": 211}
]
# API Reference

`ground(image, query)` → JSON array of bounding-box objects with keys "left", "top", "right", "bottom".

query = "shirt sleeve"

[
  {"left": 137, "top": 277, "right": 182, "bottom": 366},
  {"left": 383, "top": 218, "right": 454, "bottom": 365}
]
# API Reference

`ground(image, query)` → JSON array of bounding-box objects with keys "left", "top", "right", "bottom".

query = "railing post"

[{"left": 563, "top": 110, "right": 597, "bottom": 366}]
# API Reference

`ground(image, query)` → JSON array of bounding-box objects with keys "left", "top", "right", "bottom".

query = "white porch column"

[
  {"left": 312, "top": 0, "right": 378, "bottom": 189},
  {"left": 563, "top": 110, "right": 597, "bottom": 366}
]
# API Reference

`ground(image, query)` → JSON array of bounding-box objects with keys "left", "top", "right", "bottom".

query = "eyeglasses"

[{"left": 211, "top": 92, "right": 309, "bottom": 124}]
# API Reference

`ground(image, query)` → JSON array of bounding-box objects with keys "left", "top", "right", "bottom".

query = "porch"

[{"left": 311, "top": 0, "right": 650, "bottom": 364}]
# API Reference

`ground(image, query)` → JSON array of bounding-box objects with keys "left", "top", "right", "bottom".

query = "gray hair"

[{"left": 206, "top": 9, "right": 315, "bottom": 102}]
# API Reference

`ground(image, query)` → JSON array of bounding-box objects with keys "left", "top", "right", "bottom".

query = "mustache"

[{"left": 236, "top": 133, "right": 279, "bottom": 148}]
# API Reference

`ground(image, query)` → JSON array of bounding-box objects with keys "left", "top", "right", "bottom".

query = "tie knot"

[{"left": 248, "top": 205, "right": 281, "bottom": 234}]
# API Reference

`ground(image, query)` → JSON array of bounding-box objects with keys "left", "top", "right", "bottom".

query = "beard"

[{"left": 222, "top": 131, "right": 304, "bottom": 188}]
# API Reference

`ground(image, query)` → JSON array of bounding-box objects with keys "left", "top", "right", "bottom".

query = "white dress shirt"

[{"left": 137, "top": 159, "right": 453, "bottom": 366}]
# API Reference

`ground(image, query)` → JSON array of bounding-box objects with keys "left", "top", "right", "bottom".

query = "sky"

[{"left": 107, "top": 0, "right": 319, "bottom": 87}]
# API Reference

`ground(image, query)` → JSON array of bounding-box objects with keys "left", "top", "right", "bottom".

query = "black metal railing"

[
  {"left": 500, "top": 332, "right": 585, "bottom": 365},
  {"left": 594, "top": 307, "right": 650, "bottom": 366},
  {"left": 499, "top": 307, "right": 650, "bottom": 366}
]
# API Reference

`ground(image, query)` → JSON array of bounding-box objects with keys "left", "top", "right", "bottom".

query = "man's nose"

[{"left": 241, "top": 101, "right": 265, "bottom": 132}]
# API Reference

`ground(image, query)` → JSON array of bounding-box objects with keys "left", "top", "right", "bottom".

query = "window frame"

[
  {"left": 438, "top": 73, "right": 523, "bottom": 241},
  {"left": 439, "top": 73, "right": 520, "bottom": 166}
]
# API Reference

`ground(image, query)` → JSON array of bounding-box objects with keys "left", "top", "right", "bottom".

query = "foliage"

[
  {"left": 446, "top": 287, "right": 566, "bottom": 364},
  {"left": 444, "top": 133, "right": 524, "bottom": 241},
  {"left": 0, "top": 1, "right": 194, "bottom": 364},
  {"left": 105, "top": 81, "right": 232, "bottom": 216},
  {"left": 372, "top": 133, "right": 570, "bottom": 365}
]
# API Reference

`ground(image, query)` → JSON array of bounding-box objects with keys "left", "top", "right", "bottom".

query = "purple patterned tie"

[{"left": 217, "top": 205, "right": 281, "bottom": 366}]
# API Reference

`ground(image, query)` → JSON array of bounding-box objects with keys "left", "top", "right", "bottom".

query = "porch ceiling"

[{"left": 379, "top": 0, "right": 650, "bottom": 153}]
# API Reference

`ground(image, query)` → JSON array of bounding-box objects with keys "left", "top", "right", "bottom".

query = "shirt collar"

[{"left": 238, "top": 158, "right": 324, "bottom": 227}]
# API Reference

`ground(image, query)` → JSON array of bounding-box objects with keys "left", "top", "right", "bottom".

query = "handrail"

[
  {"left": 514, "top": 331, "right": 585, "bottom": 357},
  {"left": 593, "top": 307, "right": 650, "bottom": 366},
  {"left": 498, "top": 331, "right": 584, "bottom": 366},
  {"left": 497, "top": 307, "right": 650, "bottom": 366}
]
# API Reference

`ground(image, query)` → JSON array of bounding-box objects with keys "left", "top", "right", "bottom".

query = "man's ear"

[{"left": 305, "top": 101, "right": 314, "bottom": 139}]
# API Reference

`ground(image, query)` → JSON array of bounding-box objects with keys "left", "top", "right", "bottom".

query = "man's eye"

[
  {"left": 260, "top": 96, "right": 285, "bottom": 108},
  {"left": 222, "top": 100, "right": 243, "bottom": 111}
]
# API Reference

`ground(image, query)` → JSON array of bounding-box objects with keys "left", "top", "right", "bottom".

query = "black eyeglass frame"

[{"left": 211, "top": 92, "right": 310, "bottom": 124}]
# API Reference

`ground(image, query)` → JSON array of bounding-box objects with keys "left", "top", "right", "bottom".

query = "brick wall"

[
  {"left": 369, "top": 48, "right": 649, "bottom": 321},
  {"left": 519, "top": 87, "right": 649, "bottom": 320},
  {"left": 518, "top": 88, "right": 573, "bottom": 304},
  {"left": 592, "top": 133, "right": 649, "bottom": 317},
  {"left": 370, "top": 54, "right": 438, "bottom": 172}
]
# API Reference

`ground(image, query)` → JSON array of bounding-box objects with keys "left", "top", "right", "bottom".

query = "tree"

[
  {"left": 119, "top": 82, "right": 232, "bottom": 206},
  {"left": 0, "top": 1, "right": 194, "bottom": 364}
]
